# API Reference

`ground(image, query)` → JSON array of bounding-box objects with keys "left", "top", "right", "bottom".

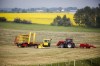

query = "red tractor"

[{"left": 56, "top": 39, "right": 75, "bottom": 48}]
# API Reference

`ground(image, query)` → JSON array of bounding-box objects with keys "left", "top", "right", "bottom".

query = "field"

[
  {"left": 0, "top": 22, "right": 100, "bottom": 66},
  {"left": 0, "top": 13, "right": 76, "bottom": 25}
]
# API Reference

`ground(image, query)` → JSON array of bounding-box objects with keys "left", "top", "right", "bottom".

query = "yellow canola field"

[{"left": 0, "top": 13, "right": 76, "bottom": 25}]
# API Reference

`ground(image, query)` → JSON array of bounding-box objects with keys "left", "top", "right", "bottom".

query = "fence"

[
  {"left": 2, "top": 58, "right": 100, "bottom": 66},
  {"left": 36, "top": 58, "right": 100, "bottom": 66}
]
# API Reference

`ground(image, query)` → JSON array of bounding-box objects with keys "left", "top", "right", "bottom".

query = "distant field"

[{"left": 0, "top": 13, "right": 76, "bottom": 25}]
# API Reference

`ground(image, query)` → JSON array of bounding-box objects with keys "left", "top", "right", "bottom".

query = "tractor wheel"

[
  {"left": 72, "top": 43, "right": 75, "bottom": 48},
  {"left": 59, "top": 44, "right": 64, "bottom": 48},
  {"left": 17, "top": 44, "right": 22, "bottom": 47},
  {"left": 35, "top": 45, "right": 38, "bottom": 48},
  {"left": 67, "top": 43, "right": 75, "bottom": 48},
  {"left": 67, "top": 43, "right": 72, "bottom": 48},
  {"left": 48, "top": 43, "right": 50, "bottom": 47}
]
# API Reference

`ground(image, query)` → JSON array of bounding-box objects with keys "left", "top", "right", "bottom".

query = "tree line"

[
  {"left": 74, "top": 4, "right": 100, "bottom": 28},
  {"left": 0, "top": 7, "right": 77, "bottom": 13}
]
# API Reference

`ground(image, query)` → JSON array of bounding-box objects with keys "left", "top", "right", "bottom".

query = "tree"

[
  {"left": 0, "top": 17, "right": 7, "bottom": 22},
  {"left": 14, "top": 18, "right": 22, "bottom": 23},
  {"left": 74, "top": 9, "right": 84, "bottom": 26},
  {"left": 56, "top": 16, "right": 62, "bottom": 26},
  {"left": 74, "top": 4, "right": 100, "bottom": 28},
  {"left": 14, "top": 18, "right": 32, "bottom": 24},
  {"left": 96, "top": 16, "right": 100, "bottom": 28},
  {"left": 51, "top": 16, "right": 62, "bottom": 26},
  {"left": 51, "top": 15, "right": 71, "bottom": 26},
  {"left": 62, "top": 15, "right": 71, "bottom": 26}
]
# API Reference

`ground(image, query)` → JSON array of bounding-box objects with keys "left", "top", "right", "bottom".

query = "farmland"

[
  {"left": 0, "top": 13, "right": 76, "bottom": 25},
  {"left": 0, "top": 22, "right": 100, "bottom": 66}
]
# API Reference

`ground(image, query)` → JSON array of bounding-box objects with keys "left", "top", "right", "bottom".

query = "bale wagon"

[{"left": 14, "top": 32, "right": 52, "bottom": 48}]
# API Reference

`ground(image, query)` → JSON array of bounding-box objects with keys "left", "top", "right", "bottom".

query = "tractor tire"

[
  {"left": 72, "top": 43, "right": 75, "bottom": 48},
  {"left": 48, "top": 43, "right": 50, "bottom": 47},
  {"left": 36, "top": 45, "right": 38, "bottom": 48},
  {"left": 17, "top": 44, "right": 22, "bottom": 47},
  {"left": 66, "top": 43, "right": 75, "bottom": 48},
  {"left": 59, "top": 44, "right": 64, "bottom": 48}
]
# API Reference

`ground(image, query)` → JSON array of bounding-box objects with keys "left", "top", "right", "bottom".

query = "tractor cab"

[
  {"left": 65, "top": 38, "right": 75, "bottom": 48},
  {"left": 65, "top": 39, "right": 73, "bottom": 43},
  {"left": 43, "top": 39, "right": 52, "bottom": 47}
]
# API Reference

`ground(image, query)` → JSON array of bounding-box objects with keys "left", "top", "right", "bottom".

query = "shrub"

[
  {"left": 51, "top": 15, "right": 71, "bottom": 26},
  {"left": 14, "top": 18, "right": 22, "bottom": 23},
  {"left": 21, "top": 19, "right": 32, "bottom": 24},
  {"left": 14, "top": 18, "right": 32, "bottom": 24},
  {"left": 0, "top": 17, "right": 7, "bottom": 22}
]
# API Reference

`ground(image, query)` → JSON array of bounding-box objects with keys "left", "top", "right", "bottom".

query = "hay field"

[
  {"left": 0, "top": 28, "right": 100, "bottom": 66},
  {"left": 0, "top": 13, "right": 76, "bottom": 25}
]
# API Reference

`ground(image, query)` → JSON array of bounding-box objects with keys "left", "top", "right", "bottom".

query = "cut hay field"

[
  {"left": 0, "top": 23, "right": 100, "bottom": 66},
  {"left": 0, "top": 13, "right": 76, "bottom": 25},
  {"left": 0, "top": 29, "right": 100, "bottom": 66}
]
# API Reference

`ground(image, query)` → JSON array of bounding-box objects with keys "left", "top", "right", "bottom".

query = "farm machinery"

[
  {"left": 56, "top": 39, "right": 75, "bottom": 48},
  {"left": 79, "top": 43, "right": 96, "bottom": 48},
  {"left": 14, "top": 32, "right": 96, "bottom": 49},
  {"left": 14, "top": 32, "right": 52, "bottom": 48},
  {"left": 56, "top": 38, "right": 96, "bottom": 48}
]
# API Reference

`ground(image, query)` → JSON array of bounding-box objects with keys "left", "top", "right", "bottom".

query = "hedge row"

[{"left": 0, "top": 17, "right": 32, "bottom": 24}]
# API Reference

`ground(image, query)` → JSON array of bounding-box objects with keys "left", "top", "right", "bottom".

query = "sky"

[{"left": 0, "top": 0, "right": 100, "bottom": 9}]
